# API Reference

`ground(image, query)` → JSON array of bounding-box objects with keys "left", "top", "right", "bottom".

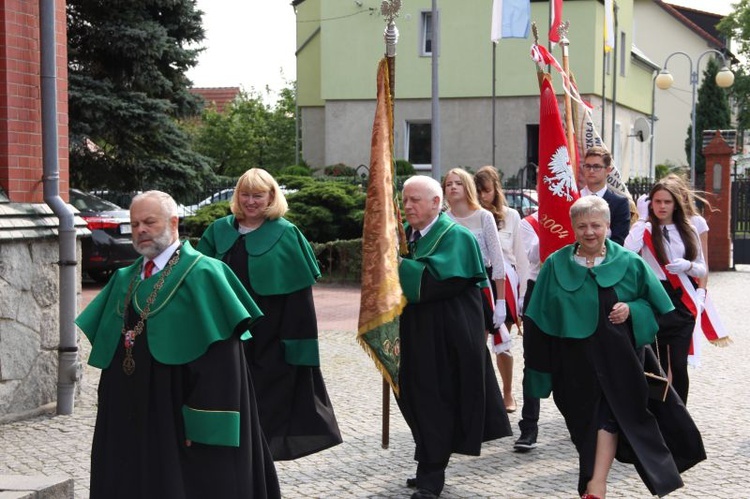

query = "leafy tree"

[
  {"left": 191, "top": 86, "right": 297, "bottom": 177},
  {"left": 718, "top": 2, "right": 750, "bottom": 154},
  {"left": 685, "top": 58, "right": 732, "bottom": 181},
  {"left": 67, "top": 0, "right": 212, "bottom": 199},
  {"left": 264, "top": 85, "right": 298, "bottom": 169}
]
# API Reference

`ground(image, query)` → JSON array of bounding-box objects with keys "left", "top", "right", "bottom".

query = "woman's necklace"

[
  {"left": 120, "top": 250, "right": 180, "bottom": 375},
  {"left": 575, "top": 244, "right": 607, "bottom": 267}
]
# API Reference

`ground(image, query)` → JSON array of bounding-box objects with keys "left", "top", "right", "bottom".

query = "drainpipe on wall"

[{"left": 40, "top": 0, "right": 80, "bottom": 415}]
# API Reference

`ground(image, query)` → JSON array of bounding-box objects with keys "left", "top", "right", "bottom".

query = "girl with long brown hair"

[{"left": 625, "top": 178, "right": 707, "bottom": 404}]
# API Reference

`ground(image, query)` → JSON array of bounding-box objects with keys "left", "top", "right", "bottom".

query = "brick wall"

[{"left": 0, "top": 0, "right": 68, "bottom": 203}]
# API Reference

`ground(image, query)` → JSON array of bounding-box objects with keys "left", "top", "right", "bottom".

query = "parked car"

[
  {"left": 178, "top": 188, "right": 235, "bottom": 217},
  {"left": 505, "top": 189, "right": 538, "bottom": 217},
  {"left": 70, "top": 189, "right": 139, "bottom": 283}
]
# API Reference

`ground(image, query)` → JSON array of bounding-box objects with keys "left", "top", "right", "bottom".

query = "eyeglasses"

[{"left": 582, "top": 163, "right": 606, "bottom": 171}]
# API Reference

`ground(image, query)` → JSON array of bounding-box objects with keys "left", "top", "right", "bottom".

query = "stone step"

[{"left": 0, "top": 475, "right": 73, "bottom": 499}]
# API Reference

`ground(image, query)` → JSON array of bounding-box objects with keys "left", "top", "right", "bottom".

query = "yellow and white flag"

[{"left": 604, "top": 0, "right": 615, "bottom": 52}]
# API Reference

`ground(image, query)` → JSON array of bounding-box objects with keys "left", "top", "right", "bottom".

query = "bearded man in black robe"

[{"left": 76, "top": 191, "right": 280, "bottom": 498}]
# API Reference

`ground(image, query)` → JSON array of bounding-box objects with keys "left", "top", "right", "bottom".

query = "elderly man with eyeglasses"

[{"left": 579, "top": 146, "right": 631, "bottom": 245}]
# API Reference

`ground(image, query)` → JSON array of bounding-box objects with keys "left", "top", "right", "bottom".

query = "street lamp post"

[{"left": 654, "top": 49, "right": 734, "bottom": 187}]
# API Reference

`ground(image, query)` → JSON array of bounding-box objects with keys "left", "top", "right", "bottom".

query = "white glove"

[
  {"left": 665, "top": 258, "right": 692, "bottom": 274},
  {"left": 493, "top": 299, "right": 507, "bottom": 328},
  {"left": 695, "top": 288, "right": 706, "bottom": 314},
  {"left": 518, "top": 296, "right": 525, "bottom": 316},
  {"left": 636, "top": 194, "right": 650, "bottom": 221}
]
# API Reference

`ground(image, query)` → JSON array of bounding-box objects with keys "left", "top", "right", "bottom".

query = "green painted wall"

[
  {"left": 296, "top": 0, "right": 651, "bottom": 113},
  {"left": 296, "top": 0, "right": 323, "bottom": 106}
]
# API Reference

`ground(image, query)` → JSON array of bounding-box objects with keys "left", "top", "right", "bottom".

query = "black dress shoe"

[
  {"left": 411, "top": 488, "right": 439, "bottom": 499},
  {"left": 406, "top": 477, "right": 417, "bottom": 488},
  {"left": 513, "top": 428, "right": 538, "bottom": 452}
]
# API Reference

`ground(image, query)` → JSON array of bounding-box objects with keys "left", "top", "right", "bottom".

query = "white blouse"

[
  {"left": 447, "top": 208, "right": 506, "bottom": 280},
  {"left": 497, "top": 207, "right": 530, "bottom": 295},
  {"left": 519, "top": 212, "right": 541, "bottom": 282},
  {"left": 691, "top": 214, "right": 708, "bottom": 235},
  {"left": 624, "top": 220, "right": 707, "bottom": 280}
]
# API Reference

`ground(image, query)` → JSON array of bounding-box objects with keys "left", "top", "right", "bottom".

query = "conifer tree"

[
  {"left": 685, "top": 57, "right": 732, "bottom": 182},
  {"left": 67, "top": 0, "right": 212, "bottom": 200}
]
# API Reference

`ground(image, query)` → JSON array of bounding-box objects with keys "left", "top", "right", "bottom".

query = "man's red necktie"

[{"left": 144, "top": 260, "right": 156, "bottom": 279}]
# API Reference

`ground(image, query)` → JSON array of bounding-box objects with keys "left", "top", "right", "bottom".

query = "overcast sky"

[{"left": 186, "top": 0, "right": 737, "bottom": 98}]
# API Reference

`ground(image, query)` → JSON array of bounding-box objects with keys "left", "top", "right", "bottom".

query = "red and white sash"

[
  {"left": 504, "top": 261, "right": 520, "bottom": 326},
  {"left": 642, "top": 229, "right": 730, "bottom": 365},
  {"left": 486, "top": 266, "right": 518, "bottom": 354}
]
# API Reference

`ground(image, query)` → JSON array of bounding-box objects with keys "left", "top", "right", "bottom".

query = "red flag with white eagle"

[{"left": 537, "top": 76, "right": 579, "bottom": 262}]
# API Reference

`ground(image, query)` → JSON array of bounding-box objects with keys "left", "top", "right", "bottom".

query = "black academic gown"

[
  {"left": 397, "top": 271, "right": 512, "bottom": 466},
  {"left": 226, "top": 236, "right": 342, "bottom": 461},
  {"left": 90, "top": 304, "right": 280, "bottom": 499},
  {"left": 525, "top": 286, "right": 705, "bottom": 497}
]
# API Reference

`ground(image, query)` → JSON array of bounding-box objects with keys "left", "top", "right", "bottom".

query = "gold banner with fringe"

[{"left": 356, "top": 58, "right": 406, "bottom": 396}]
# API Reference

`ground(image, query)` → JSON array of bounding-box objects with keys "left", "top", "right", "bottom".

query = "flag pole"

[
  {"left": 610, "top": 0, "right": 619, "bottom": 153},
  {"left": 558, "top": 22, "right": 577, "bottom": 168},
  {"left": 381, "top": 0, "right": 401, "bottom": 450},
  {"left": 382, "top": 3, "right": 407, "bottom": 257},
  {"left": 531, "top": 24, "right": 544, "bottom": 87},
  {"left": 492, "top": 41, "right": 497, "bottom": 168}
]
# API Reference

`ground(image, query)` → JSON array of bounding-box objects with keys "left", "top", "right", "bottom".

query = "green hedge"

[{"left": 310, "top": 238, "right": 362, "bottom": 283}]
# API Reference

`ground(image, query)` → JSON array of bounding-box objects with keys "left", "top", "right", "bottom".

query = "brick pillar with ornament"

[{"left": 702, "top": 131, "right": 733, "bottom": 271}]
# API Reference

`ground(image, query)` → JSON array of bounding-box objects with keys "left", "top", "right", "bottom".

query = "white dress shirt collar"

[{"left": 143, "top": 239, "right": 181, "bottom": 277}]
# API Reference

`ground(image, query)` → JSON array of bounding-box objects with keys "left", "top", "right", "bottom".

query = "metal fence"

[{"left": 731, "top": 178, "right": 750, "bottom": 265}]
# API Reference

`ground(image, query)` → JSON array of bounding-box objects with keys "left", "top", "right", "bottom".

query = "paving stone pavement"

[{"left": 1, "top": 269, "right": 748, "bottom": 498}]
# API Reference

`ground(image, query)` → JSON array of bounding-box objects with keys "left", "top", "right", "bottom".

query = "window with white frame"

[{"left": 420, "top": 11, "right": 433, "bottom": 56}]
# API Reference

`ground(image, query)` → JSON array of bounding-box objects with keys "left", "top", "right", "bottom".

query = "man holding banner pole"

[{"left": 397, "top": 176, "right": 511, "bottom": 499}]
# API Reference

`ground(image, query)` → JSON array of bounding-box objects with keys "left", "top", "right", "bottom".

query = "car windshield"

[{"left": 70, "top": 190, "right": 123, "bottom": 212}]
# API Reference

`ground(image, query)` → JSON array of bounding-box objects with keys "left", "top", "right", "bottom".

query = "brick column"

[
  {"left": 702, "top": 131, "right": 733, "bottom": 271},
  {"left": 0, "top": 0, "right": 68, "bottom": 203}
]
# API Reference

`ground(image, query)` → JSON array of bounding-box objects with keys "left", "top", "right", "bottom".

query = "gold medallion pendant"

[
  {"left": 123, "top": 355, "right": 136, "bottom": 376},
  {"left": 120, "top": 251, "right": 180, "bottom": 375}
]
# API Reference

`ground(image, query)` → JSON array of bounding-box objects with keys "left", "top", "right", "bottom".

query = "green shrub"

[
  {"left": 181, "top": 201, "right": 231, "bottom": 238},
  {"left": 323, "top": 163, "right": 357, "bottom": 177},
  {"left": 286, "top": 182, "right": 365, "bottom": 243},
  {"left": 279, "top": 164, "right": 313, "bottom": 176},
  {"left": 311, "top": 239, "right": 362, "bottom": 282},
  {"left": 395, "top": 159, "right": 415, "bottom": 175},
  {"left": 276, "top": 175, "right": 317, "bottom": 191}
]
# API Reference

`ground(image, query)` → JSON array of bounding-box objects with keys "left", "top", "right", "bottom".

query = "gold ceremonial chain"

[{"left": 120, "top": 251, "right": 180, "bottom": 375}]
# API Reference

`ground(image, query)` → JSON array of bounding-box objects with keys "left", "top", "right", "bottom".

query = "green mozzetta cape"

[
  {"left": 526, "top": 239, "right": 674, "bottom": 345},
  {"left": 524, "top": 240, "right": 674, "bottom": 399},
  {"left": 196, "top": 215, "right": 320, "bottom": 295},
  {"left": 76, "top": 241, "right": 263, "bottom": 369},
  {"left": 399, "top": 213, "right": 488, "bottom": 303}
]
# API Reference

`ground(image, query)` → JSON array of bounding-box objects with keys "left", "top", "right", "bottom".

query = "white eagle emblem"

[{"left": 543, "top": 146, "right": 577, "bottom": 201}]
